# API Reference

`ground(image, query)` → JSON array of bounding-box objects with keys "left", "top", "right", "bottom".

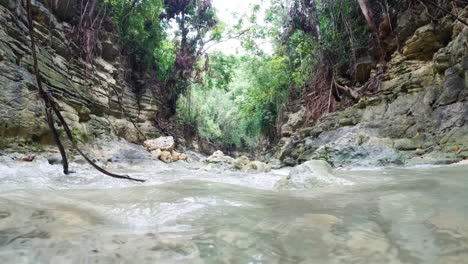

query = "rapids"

[{"left": 0, "top": 155, "right": 467, "bottom": 263}]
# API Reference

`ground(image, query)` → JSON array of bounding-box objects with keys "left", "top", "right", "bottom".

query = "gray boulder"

[{"left": 275, "top": 160, "right": 353, "bottom": 190}]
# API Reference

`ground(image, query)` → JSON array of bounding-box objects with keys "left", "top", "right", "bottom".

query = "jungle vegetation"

[{"left": 80, "top": 0, "right": 453, "bottom": 151}]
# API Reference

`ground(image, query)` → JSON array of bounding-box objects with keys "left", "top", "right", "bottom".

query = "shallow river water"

[{"left": 0, "top": 157, "right": 467, "bottom": 264}]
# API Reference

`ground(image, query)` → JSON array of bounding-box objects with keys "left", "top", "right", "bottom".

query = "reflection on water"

[{"left": 0, "top": 158, "right": 467, "bottom": 263}]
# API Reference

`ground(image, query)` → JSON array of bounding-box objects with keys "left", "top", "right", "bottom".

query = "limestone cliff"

[
  {"left": 0, "top": 0, "right": 160, "bottom": 150},
  {"left": 271, "top": 4, "right": 468, "bottom": 167}
]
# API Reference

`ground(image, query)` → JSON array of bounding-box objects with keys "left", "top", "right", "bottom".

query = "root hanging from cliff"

[
  {"left": 25, "top": 0, "right": 145, "bottom": 183},
  {"left": 304, "top": 64, "right": 332, "bottom": 124},
  {"left": 69, "top": 0, "right": 108, "bottom": 64}
]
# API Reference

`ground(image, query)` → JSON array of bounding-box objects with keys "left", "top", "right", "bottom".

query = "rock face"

[
  {"left": 0, "top": 1, "right": 160, "bottom": 150},
  {"left": 275, "top": 160, "right": 353, "bottom": 190},
  {"left": 271, "top": 6, "right": 468, "bottom": 168},
  {"left": 281, "top": 108, "right": 305, "bottom": 137},
  {"left": 300, "top": 130, "right": 401, "bottom": 167}
]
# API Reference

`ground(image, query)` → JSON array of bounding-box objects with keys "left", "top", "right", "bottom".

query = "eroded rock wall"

[
  {"left": 0, "top": 1, "right": 160, "bottom": 150},
  {"left": 271, "top": 5, "right": 468, "bottom": 167}
]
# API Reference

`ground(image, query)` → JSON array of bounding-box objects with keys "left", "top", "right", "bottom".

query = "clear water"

[{"left": 0, "top": 158, "right": 467, "bottom": 263}]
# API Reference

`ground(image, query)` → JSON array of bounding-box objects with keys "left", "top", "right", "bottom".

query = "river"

[{"left": 0, "top": 154, "right": 467, "bottom": 263}]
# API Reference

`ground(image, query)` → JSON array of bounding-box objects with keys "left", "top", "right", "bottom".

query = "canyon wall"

[
  {"left": 0, "top": 0, "right": 161, "bottom": 151},
  {"left": 271, "top": 5, "right": 468, "bottom": 167}
]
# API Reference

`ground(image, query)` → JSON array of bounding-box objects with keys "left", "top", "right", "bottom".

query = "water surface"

[{"left": 0, "top": 158, "right": 467, "bottom": 263}]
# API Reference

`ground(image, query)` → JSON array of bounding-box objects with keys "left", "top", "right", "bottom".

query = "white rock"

[
  {"left": 275, "top": 160, "right": 353, "bottom": 190},
  {"left": 233, "top": 156, "right": 250, "bottom": 169},
  {"left": 244, "top": 161, "right": 271, "bottom": 173},
  {"left": 150, "top": 149, "right": 162, "bottom": 159},
  {"left": 143, "top": 136, "right": 175, "bottom": 152},
  {"left": 204, "top": 150, "right": 234, "bottom": 164}
]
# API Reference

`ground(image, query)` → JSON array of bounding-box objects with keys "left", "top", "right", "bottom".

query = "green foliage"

[
  {"left": 105, "top": 0, "right": 172, "bottom": 74},
  {"left": 203, "top": 52, "right": 237, "bottom": 90},
  {"left": 175, "top": 53, "right": 291, "bottom": 148},
  {"left": 316, "top": 0, "right": 368, "bottom": 70},
  {"left": 106, "top": 0, "right": 220, "bottom": 117},
  {"left": 237, "top": 55, "right": 290, "bottom": 137},
  {"left": 104, "top": 0, "right": 381, "bottom": 149}
]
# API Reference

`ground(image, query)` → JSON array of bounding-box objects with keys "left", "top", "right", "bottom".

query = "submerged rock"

[{"left": 275, "top": 160, "right": 353, "bottom": 190}]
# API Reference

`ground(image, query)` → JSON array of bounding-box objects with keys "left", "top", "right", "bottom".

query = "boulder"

[
  {"left": 244, "top": 161, "right": 271, "bottom": 173},
  {"left": 157, "top": 150, "right": 188, "bottom": 163},
  {"left": 150, "top": 149, "right": 162, "bottom": 159},
  {"left": 159, "top": 151, "right": 174, "bottom": 163},
  {"left": 301, "top": 130, "right": 402, "bottom": 167},
  {"left": 143, "top": 136, "right": 175, "bottom": 152},
  {"left": 172, "top": 151, "right": 188, "bottom": 161},
  {"left": 203, "top": 150, "right": 234, "bottom": 164},
  {"left": 275, "top": 160, "right": 353, "bottom": 190},
  {"left": 347, "top": 136, "right": 399, "bottom": 166},
  {"left": 233, "top": 156, "right": 250, "bottom": 169}
]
